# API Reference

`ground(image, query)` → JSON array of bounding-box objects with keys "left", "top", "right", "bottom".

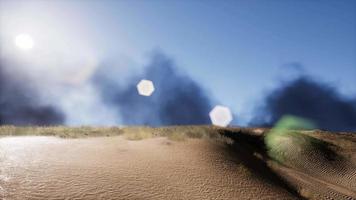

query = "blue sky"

[{"left": 1, "top": 0, "right": 356, "bottom": 125}]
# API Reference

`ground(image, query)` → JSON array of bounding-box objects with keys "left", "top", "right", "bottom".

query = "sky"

[{"left": 0, "top": 0, "right": 356, "bottom": 126}]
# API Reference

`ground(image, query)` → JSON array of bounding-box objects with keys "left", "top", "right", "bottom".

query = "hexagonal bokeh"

[
  {"left": 209, "top": 105, "right": 233, "bottom": 127},
  {"left": 137, "top": 79, "right": 155, "bottom": 96}
]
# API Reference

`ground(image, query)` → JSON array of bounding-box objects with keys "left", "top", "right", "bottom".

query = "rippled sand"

[{"left": 0, "top": 136, "right": 297, "bottom": 200}]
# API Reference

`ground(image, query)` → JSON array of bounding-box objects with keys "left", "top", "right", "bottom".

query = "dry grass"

[
  {"left": 0, "top": 125, "right": 123, "bottom": 138},
  {"left": 0, "top": 125, "right": 232, "bottom": 142},
  {"left": 1, "top": 125, "right": 354, "bottom": 145},
  {"left": 122, "top": 127, "right": 155, "bottom": 140}
]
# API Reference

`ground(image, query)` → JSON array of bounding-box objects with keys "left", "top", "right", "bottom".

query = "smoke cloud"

[
  {"left": 0, "top": 60, "right": 65, "bottom": 125},
  {"left": 93, "top": 53, "right": 213, "bottom": 126},
  {"left": 250, "top": 76, "right": 356, "bottom": 131}
]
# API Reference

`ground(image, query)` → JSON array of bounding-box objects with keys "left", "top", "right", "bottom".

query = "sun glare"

[{"left": 14, "top": 34, "right": 34, "bottom": 50}]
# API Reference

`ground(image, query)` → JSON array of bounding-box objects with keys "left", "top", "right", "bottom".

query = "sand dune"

[{"left": 0, "top": 126, "right": 355, "bottom": 200}]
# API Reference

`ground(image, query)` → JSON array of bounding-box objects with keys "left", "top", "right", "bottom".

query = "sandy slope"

[{"left": 0, "top": 136, "right": 297, "bottom": 200}]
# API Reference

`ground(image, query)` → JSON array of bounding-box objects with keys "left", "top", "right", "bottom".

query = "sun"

[{"left": 14, "top": 34, "right": 34, "bottom": 50}]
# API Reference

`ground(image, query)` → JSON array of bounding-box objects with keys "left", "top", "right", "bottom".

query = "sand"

[
  {"left": 0, "top": 136, "right": 297, "bottom": 200},
  {"left": 0, "top": 126, "right": 355, "bottom": 200}
]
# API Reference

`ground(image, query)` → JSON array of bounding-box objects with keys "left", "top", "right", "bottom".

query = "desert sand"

[{"left": 0, "top": 126, "right": 355, "bottom": 200}]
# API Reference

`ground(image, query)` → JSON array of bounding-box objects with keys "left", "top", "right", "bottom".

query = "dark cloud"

[
  {"left": 0, "top": 60, "right": 65, "bottom": 125},
  {"left": 250, "top": 76, "right": 356, "bottom": 131},
  {"left": 93, "top": 53, "right": 212, "bottom": 126}
]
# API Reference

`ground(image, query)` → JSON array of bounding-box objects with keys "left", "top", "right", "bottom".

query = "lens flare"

[
  {"left": 136, "top": 79, "right": 155, "bottom": 96},
  {"left": 14, "top": 34, "right": 34, "bottom": 50},
  {"left": 265, "top": 115, "right": 316, "bottom": 163},
  {"left": 209, "top": 105, "right": 233, "bottom": 127}
]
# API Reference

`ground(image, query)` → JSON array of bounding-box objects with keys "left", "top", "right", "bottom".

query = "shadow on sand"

[{"left": 219, "top": 129, "right": 307, "bottom": 200}]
